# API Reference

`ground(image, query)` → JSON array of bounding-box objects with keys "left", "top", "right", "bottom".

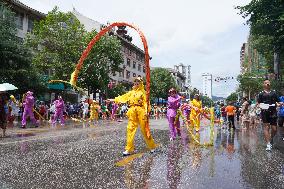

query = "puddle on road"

[{"left": 16, "top": 133, "right": 36, "bottom": 137}]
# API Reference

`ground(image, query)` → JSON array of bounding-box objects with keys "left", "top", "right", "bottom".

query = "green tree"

[
  {"left": 150, "top": 68, "right": 177, "bottom": 101},
  {"left": 26, "top": 7, "right": 86, "bottom": 81},
  {"left": 108, "top": 83, "right": 127, "bottom": 99},
  {"left": 237, "top": 73, "right": 263, "bottom": 99},
  {"left": 237, "top": 0, "right": 284, "bottom": 80},
  {"left": 201, "top": 95, "right": 214, "bottom": 107},
  {"left": 79, "top": 30, "right": 123, "bottom": 95},
  {"left": 26, "top": 7, "right": 123, "bottom": 95},
  {"left": 226, "top": 92, "right": 238, "bottom": 103},
  {"left": 190, "top": 87, "right": 200, "bottom": 100},
  {"left": 0, "top": 2, "right": 45, "bottom": 94}
]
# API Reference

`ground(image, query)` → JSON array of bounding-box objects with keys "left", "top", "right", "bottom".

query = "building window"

[
  {"left": 133, "top": 73, "right": 136, "bottom": 77},
  {"left": 143, "top": 66, "right": 145, "bottom": 73},
  {"left": 127, "top": 58, "right": 130, "bottom": 67},
  {"left": 137, "top": 54, "right": 143, "bottom": 61},
  {"left": 27, "top": 18, "right": 34, "bottom": 33},
  {"left": 15, "top": 12, "right": 24, "bottom": 30},
  {"left": 133, "top": 61, "right": 136, "bottom": 69},
  {"left": 138, "top": 64, "right": 141, "bottom": 71},
  {"left": 126, "top": 70, "right": 130, "bottom": 79}
]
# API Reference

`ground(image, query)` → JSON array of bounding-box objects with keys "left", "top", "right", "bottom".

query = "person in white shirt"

[{"left": 82, "top": 101, "right": 89, "bottom": 119}]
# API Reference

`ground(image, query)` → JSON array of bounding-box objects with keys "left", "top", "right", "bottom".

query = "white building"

[
  {"left": 202, "top": 73, "right": 212, "bottom": 99},
  {"left": 166, "top": 68, "right": 186, "bottom": 90},
  {"left": 174, "top": 63, "right": 191, "bottom": 87},
  {"left": 72, "top": 8, "right": 102, "bottom": 32},
  {"left": 4, "top": 0, "right": 45, "bottom": 40}
]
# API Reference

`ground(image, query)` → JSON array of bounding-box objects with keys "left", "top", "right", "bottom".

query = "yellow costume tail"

[{"left": 70, "top": 69, "right": 79, "bottom": 86}]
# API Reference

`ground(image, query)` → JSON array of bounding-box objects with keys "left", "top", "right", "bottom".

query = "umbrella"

[{"left": 0, "top": 83, "right": 18, "bottom": 92}]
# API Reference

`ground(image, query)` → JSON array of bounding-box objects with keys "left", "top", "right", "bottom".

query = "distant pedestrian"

[
  {"left": 241, "top": 97, "right": 250, "bottom": 130},
  {"left": 82, "top": 100, "right": 89, "bottom": 120},
  {"left": 277, "top": 92, "right": 284, "bottom": 141},
  {"left": 225, "top": 102, "right": 236, "bottom": 130},
  {"left": 52, "top": 96, "right": 65, "bottom": 126},
  {"left": 21, "top": 91, "right": 38, "bottom": 128},
  {"left": 220, "top": 103, "right": 227, "bottom": 127},
  {"left": 0, "top": 93, "right": 7, "bottom": 137}
]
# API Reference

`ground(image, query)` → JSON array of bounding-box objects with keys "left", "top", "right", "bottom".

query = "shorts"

[
  {"left": 278, "top": 116, "right": 284, "bottom": 127},
  {"left": 261, "top": 110, "right": 277, "bottom": 126}
]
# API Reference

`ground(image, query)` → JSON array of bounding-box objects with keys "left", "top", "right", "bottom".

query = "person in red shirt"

[
  {"left": 225, "top": 102, "right": 236, "bottom": 130},
  {"left": 220, "top": 103, "right": 227, "bottom": 127}
]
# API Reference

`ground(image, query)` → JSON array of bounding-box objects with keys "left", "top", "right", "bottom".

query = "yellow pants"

[
  {"left": 89, "top": 112, "right": 98, "bottom": 121},
  {"left": 190, "top": 113, "right": 200, "bottom": 132},
  {"left": 125, "top": 106, "right": 156, "bottom": 152}
]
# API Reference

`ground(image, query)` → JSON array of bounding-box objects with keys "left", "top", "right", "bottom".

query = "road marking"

[
  {"left": 115, "top": 152, "right": 145, "bottom": 167},
  {"left": 115, "top": 144, "right": 160, "bottom": 167}
]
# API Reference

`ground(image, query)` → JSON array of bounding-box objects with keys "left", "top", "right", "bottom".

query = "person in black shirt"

[{"left": 257, "top": 79, "right": 278, "bottom": 151}]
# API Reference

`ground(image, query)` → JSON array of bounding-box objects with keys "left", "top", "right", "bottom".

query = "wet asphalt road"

[{"left": 0, "top": 119, "right": 283, "bottom": 189}]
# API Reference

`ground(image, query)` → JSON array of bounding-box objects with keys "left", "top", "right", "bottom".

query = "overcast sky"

[{"left": 21, "top": 0, "right": 251, "bottom": 97}]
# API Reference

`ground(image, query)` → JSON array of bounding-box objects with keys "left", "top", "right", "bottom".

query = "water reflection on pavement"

[{"left": 0, "top": 119, "right": 283, "bottom": 188}]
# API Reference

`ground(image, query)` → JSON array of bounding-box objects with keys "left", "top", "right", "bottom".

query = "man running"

[{"left": 257, "top": 79, "right": 279, "bottom": 151}]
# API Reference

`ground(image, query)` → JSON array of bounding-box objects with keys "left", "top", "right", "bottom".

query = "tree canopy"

[
  {"left": 79, "top": 30, "right": 123, "bottom": 94},
  {"left": 0, "top": 2, "right": 45, "bottom": 94},
  {"left": 226, "top": 92, "right": 238, "bottom": 103},
  {"left": 26, "top": 7, "right": 86, "bottom": 81},
  {"left": 26, "top": 7, "right": 123, "bottom": 93},
  {"left": 237, "top": 0, "right": 284, "bottom": 80},
  {"left": 237, "top": 0, "right": 284, "bottom": 48},
  {"left": 150, "top": 68, "right": 178, "bottom": 100}
]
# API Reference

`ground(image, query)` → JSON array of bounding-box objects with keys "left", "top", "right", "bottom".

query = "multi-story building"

[
  {"left": 202, "top": 73, "right": 212, "bottom": 99},
  {"left": 72, "top": 9, "right": 146, "bottom": 85},
  {"left": 240, "top": 36, "right": 267, "bottom": 75},
  {"left": 240, "top": 43, "right": 249, "bottom": 74},
  {"left": 72, "top": 8, "right": 101, "bottom": 32},
  {"left": 174, "top": 63, "right": 191, "bottom": 87},
  {"left": 151, "top": 65, "right": 188, "bottom": 93},
  {"left": 111, "top": 26, "right": 146, "bottom": 84},
  {"left": 165, "top": 68, "right": 186, "bottom": 92},
  {"left": 240, "top": 35, "right": 269, "bottom": 99},
  {"left": 3, "top": 0, "right": 45, "bottom": 40}
]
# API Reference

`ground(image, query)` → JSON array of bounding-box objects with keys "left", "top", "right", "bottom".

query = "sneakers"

[
  {"left": 123, "top": 149, "right": 155, "bottom": 156},
  {"left": 122, "top": 150, "right": 131, "bottom": 156},
  {"left": 266, "top": 143, "right": 272, "bottom": 151}
]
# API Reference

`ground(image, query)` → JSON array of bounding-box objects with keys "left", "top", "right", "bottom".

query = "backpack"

[{"left": 278, "top": 96, "right": 284, "bottom": 117}]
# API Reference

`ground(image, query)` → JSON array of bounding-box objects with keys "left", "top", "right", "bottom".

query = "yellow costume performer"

[
  {"left": 113, "top": 77, "right": 156, "bottom": 156},
  {"left": 89, "top": 101, "right": 100, "bottom": 124},
  {"left": 190, "top": 94, "right": 203, "bottom": 132}
]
